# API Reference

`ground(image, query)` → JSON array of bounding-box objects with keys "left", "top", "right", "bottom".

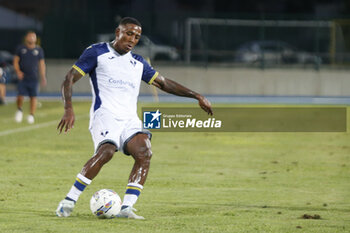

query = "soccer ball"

[{"left": 90, "top": 189, "right": 122, "bottom": 219}]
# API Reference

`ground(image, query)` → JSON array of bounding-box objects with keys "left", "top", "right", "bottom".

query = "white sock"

[
  {"left": 66, "top": 173, "right": 92, "bottom": 202},
  {"left": 122, "top": 183, "right": 143, "bottom": 207}
]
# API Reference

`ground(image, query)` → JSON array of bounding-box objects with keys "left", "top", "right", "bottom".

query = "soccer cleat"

[
  {"left": 27, "top": 115, "right": 35, "bottom": 124},
  {"left": 15, "top": 110, "right": 23, "bottom": 123},
  {"left": 116, "top": 206, "right": 145, "bottom": 220},
  {"left": 56, "top": 199, "right": 75, "bottom": 217}
]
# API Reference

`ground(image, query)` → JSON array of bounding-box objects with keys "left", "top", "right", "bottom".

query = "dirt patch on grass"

[{"left": 301, "top": 214, "right": 321, "bottom": 219}]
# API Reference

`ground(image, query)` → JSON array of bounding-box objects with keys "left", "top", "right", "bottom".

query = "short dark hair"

[
  {"left": 25, "top": 30, "right": 36, "bottom": 36},
  {"left": 119, "top": 17, "right": 142, "bottom": 27}
]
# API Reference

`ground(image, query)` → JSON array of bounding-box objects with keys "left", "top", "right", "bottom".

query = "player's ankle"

[
  {"left": 65, "top": 197, "right": 76, "bottom": 203},
  {"left": 121, "top": 205, "right": 129, "bottom": 210}
]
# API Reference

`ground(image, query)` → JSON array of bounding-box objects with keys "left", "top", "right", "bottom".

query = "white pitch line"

[{"left": 0, "top": 114, "right": 89, "bottom": 137}]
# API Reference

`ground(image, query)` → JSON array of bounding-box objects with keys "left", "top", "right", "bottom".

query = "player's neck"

[
  {"left": 110, "top": 41, "right": 126, "bottom": 55},
  {"left": 25, "top": 42, "right": 36, "bottom": 49}
]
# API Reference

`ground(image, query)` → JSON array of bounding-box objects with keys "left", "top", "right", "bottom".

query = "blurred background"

[{"left": 0, "top": 0, "right": 350, "bottom": 102}]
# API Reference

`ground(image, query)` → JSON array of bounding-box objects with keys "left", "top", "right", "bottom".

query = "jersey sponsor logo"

[
  {"left": 108, "top": 78, "right": 135, "bottom": 89},
  {"left": 21, "top": 48, "right": 27, "bottom": 54},
  {"left": 32, "top": 49, "right": 39, "bottom": 56},
  {"left": 143, "top": 110, "right": 161, "bottom": 129},
  {"left": 108, "top": 56, "right": 115, "bottom": 59}
]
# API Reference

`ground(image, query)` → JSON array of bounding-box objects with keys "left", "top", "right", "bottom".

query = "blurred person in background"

[
  {"left": 13, "top": 31, "right": 47, "bottom": 124},
  {"left": 0, "top": 66, "right": 5, "bottom": 105}
]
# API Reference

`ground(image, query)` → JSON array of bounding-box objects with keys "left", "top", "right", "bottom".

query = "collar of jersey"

[{"left": 108, "top": 41, "right": 129, "bottom": 57}]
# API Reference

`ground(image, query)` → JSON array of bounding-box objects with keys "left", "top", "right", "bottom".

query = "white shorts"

[{"left": 89, "top": 109, "right": 151, "bottom": 155}]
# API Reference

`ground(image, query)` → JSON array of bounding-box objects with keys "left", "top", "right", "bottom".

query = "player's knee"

[
  {"left": 100, "top": 149, "right": 114, "bottom": 163},
  {"left": 128, "top": 135, "right": 152, "bottom": 163},
  {"left": 96, "top": 144, "right": 116, "bottom": 164},
  {"left": 133, "top": 146, "right": 152, "bottom": 164}
]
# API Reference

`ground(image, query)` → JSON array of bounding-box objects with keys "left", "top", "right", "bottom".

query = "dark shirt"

[{"left": 15, "top": 44, "right": 44, "bottom": 82}]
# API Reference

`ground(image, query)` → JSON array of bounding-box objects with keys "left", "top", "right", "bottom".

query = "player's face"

[
  {"left": 25, "top": 33, "right": 37, "bottom": 46},
  {"left": 114, "top": 23, "right": 142, "bottom": 54}
]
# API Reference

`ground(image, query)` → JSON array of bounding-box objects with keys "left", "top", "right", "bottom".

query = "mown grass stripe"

[{"left": 0, "top": 114, "right": 88, "bottom": 137}]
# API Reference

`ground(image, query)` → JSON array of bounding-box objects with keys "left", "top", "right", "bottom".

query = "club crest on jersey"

[
  {"left": 130, "top": 60, "right": 136, "bottom": 67},
  {"left": 101, "top": 131, "right": 109, "bottom": 137}
]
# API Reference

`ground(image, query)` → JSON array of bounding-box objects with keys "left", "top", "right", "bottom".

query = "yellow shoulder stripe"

[
  {"left": 72, "top": 64, "right": 86, "bottom": 76},
  {"left": 148, "top": 72, "right": 159, "bottom": 85}
]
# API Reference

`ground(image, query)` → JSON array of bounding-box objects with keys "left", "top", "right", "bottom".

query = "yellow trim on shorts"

[
  {"left": 72, "top": 64, "right": 86, "bottom": 76},
  {"left": 148, "top": 71, "right": 159, "bottom": 85}
]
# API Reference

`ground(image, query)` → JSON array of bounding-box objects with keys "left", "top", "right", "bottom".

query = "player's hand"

[
  {"left": 57, "top": 108, "right": 75, "bottom": 133},
  {"left": 41, "top": 77, "right": 47, "bottom": 87},
  {"left": 16, "top": 71, "right": 24, "bottom": 80},
  {"left": 197, "top": 95, "right": 213, "bottom": 115}
]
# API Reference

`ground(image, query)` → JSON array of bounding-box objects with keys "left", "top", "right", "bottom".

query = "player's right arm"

[
  {"left": 13, "top": 55, "right": 24, "bottom": 80},
  {"left": 57, "top": 68, "right": 83, "bottom": 133},
  {"left": 57, "top": 45, "right": 97, "bottom": 133}
]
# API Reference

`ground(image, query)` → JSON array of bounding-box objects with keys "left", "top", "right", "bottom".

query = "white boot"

[{"left": 15, "top": 110, "right": 23, "bottom": 123}]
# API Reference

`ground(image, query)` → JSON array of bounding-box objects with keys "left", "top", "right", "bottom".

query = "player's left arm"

[
  {"left": 38, "top": 59, "right": 47, "bottom": 87},
  {"left": 152, "top": 74, "right": 213, "bottom": 115}
]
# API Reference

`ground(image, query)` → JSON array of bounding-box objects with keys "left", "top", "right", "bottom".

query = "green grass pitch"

[{"left": 0, "top": 100, "right": 349, "bottom": 233}]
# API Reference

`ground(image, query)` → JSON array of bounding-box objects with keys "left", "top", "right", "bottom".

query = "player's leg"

[
  {"left": 16, "top": 81, "right": 26, "bottom": 109},
  {"left": 0, "top": 83, "right": 6, "bottom": 105},
  {"left": 27, "top": 97, "right": 36, "bottom": 124},
  {"left": 117, "top": 133, "right": 152, "bottom": 219},
  {"left": 15, "top": 95, "right": 24, "bottom": 122},
  {"left": 0, "top": 69, "right": 5, "bottom": 104},
  {"left": 56, "top": 110, "right": 121, "bottom": 217},
  {"left": 29, "top": 97, "right": 36, "bottom": 115},
  {"left": 27, "top": 82, "right": 39, "bottom": 124},
  {"left": 15, "top": 81, "right": 26, "bottom": 122},
  {"left": 56, "top": 143, "right": 117, "bottom": 217},
  {"left": 81, "top": 143, "right": 117, "bottom": 179},
  {"left": 126, "top": 133, "right": 152, "bottom": 186},
  {"left": 65, "top": 143, "right": 117, "bottom": 201},
  {"left": 16, "top": 95, "right": 24, "bottom": 109}
]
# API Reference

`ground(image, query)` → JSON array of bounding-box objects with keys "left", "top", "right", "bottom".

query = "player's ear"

[{"left": 115, "top": 27, "right": 120, "bottom": 38}]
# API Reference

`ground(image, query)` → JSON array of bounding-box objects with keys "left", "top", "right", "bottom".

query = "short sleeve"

[
  {"left": 38, "top": 47, "right": 44, "bottom": 60},
  {"left": 131, "top": 53, "right": 159, "bottom": 85},
  {"left": 73, "top": 45, "right": 97, "bottom": 76},
  {"left": 15, "top": 45, "right": 22, "bottom": 56}
]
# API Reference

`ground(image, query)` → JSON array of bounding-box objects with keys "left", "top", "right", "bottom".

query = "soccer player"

[
  {"left": 13, "top": 31, "right": 47, "bottom": 124},
  {"left": 55, "top": 17, "right": 212, "bottom": 219}
]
